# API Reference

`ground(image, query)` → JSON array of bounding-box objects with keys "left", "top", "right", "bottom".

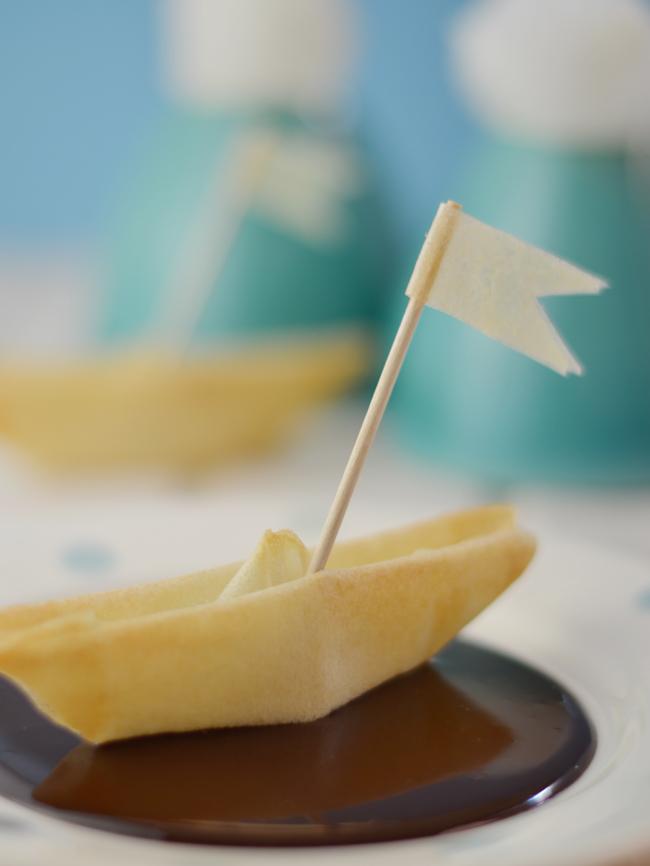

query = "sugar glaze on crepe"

[{"left": 0, "top": 506, "right": 535, "bottom": 743}]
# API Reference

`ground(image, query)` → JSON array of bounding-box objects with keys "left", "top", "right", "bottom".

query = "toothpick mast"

[{"left": 307, "top": 201, "right": 461, "bottom": 574}]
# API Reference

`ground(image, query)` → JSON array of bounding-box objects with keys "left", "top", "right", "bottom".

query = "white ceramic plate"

[{"left": 0, "top": 504, "right": 648, "bottom": 866}]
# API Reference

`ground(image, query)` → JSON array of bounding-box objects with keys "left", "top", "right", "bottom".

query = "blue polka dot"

[
  {"left": 61, "top": 543, "right": 116, "bottom": 576},
  {"left": 636, "top": 588, "right": 650, "bottom": 610}
]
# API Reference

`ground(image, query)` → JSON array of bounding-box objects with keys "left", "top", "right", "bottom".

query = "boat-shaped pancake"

[
  {"left": 0, "top": 330, "right": 369, "bottom": 473},
  {"left": 0, "top": 505, "right": 535, "bottom": 743}
]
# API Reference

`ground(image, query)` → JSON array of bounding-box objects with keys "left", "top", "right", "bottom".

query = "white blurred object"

[
  {"left": 163, "top": 0, "right": 357, "bottom": 112},
  {"left": 0, "top": 252, "right": 95, "bottom": 358},
  {"left": 451, "top": 0, "right": 650, "bottom": 148}
]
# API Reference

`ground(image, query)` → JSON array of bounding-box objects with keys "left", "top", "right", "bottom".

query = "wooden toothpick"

[{"left": 307, "top": 201, "right": 461, "bottom": 574}]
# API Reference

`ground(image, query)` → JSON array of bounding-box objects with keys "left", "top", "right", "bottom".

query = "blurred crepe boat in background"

[
  {"left": 0, "top": 329, "right": 371, "bottom": 475},
  {"left": 0, "top": 505, "right": 535, "bottom": 743}
]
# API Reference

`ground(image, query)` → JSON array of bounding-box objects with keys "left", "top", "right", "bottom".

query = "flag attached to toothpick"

[
  {"left": 308, "top": 201, "right": 605, "bottom": 574},
  {"left": 406, "top": 201, "right": 607, "bottom": 375}
]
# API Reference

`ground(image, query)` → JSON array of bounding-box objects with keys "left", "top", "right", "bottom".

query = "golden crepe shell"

[
  {"left": 0, "top": 330, "right": 370, "bottom": 473},
  {"left": 0, "top": 505, "right": 535, "bottom": 743}
]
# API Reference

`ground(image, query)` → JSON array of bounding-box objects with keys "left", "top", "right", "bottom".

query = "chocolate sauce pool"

[{"left": 0, "top": 641, "right": 594, "bottom": 846}]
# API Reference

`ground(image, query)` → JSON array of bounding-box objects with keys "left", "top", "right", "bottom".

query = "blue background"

[{"left": 0, "top": 0, "right": 474, "bottom": 252}]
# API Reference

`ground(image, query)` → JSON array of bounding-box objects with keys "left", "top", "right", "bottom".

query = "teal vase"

[
  {"left": 97, "top": 108, "right": 384, "bottom": 345},
  {"left": 393, "top": 137, "right": 650, "bottom": 484}
]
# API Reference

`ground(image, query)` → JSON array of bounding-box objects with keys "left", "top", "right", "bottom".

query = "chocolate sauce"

[{"left": 0, "top": 641, "right": 594, "bottom": 846}]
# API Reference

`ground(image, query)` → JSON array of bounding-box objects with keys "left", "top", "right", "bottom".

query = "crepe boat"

[
  {"left": 0, "top": 505, "right": 535, "bottom": 743},
  {"left": 0, "top": 329, "right": 369, "bottom": 474}
]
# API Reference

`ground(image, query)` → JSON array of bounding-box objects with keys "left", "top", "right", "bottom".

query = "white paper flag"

[{"left": 407, "top": 204, "right": 607, "bottom": 375}]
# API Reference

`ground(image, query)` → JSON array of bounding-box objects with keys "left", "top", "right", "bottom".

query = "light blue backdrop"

[{"left": 0, "top": 0, "right": 474, "bottom": 252}]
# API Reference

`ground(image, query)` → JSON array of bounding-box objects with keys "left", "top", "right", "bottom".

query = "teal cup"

[
  {"left": 392, "top": 137, "right": 650, "bottom": 484},
  {"left": 97, "top": 108, "right": 385, "bottom": 346}
]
